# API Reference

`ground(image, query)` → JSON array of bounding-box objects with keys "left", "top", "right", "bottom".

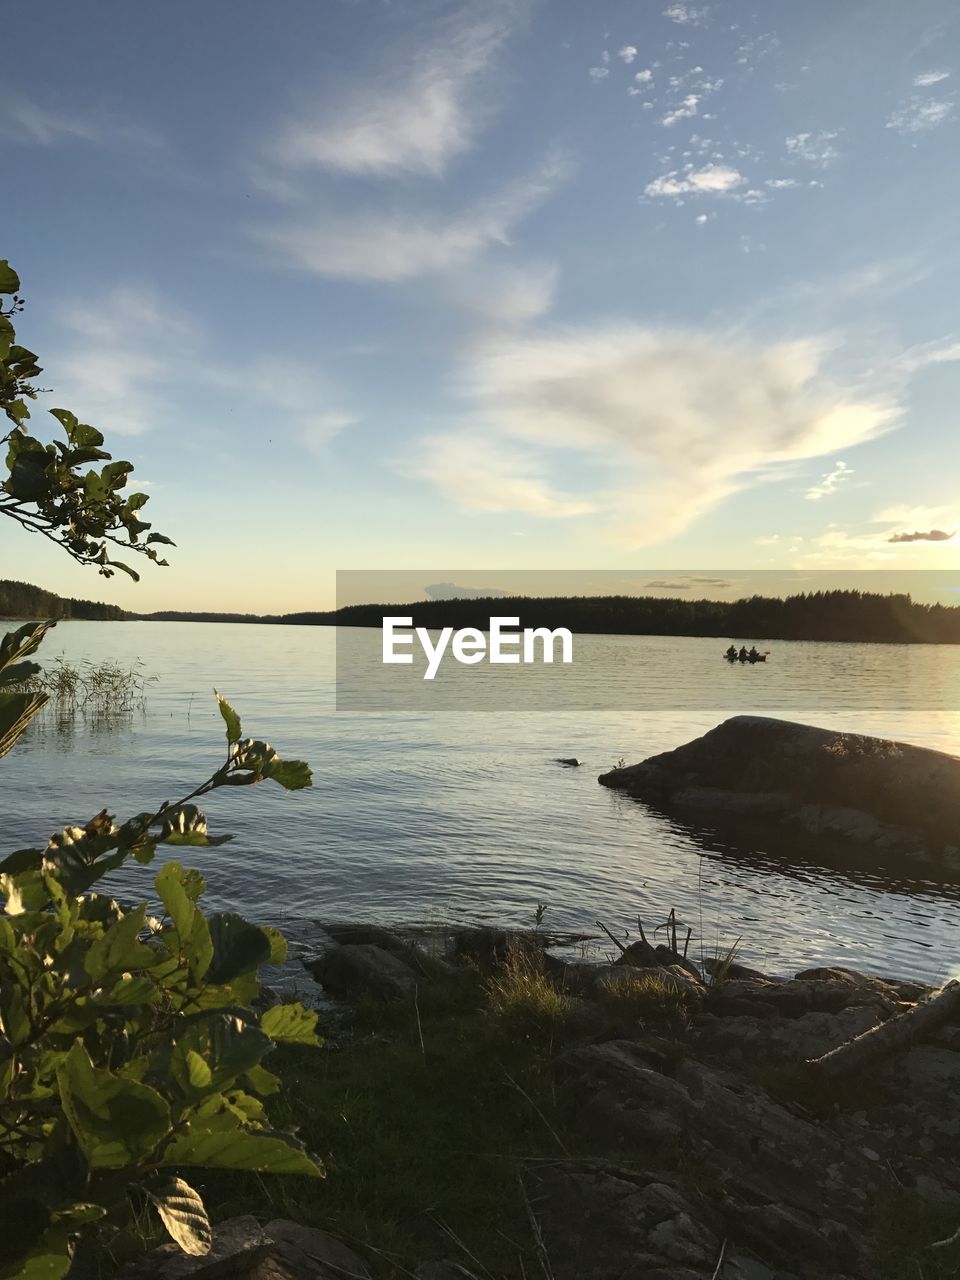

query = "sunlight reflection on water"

[{"left": 5, "top": 621, "right": 960, "bottom": 983}]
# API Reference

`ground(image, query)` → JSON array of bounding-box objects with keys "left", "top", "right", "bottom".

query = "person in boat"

[
  {"left": 748, "top": 645, "right": 760, "bottom": 661},
  {"left": 725, "top": 644, "right": 737, "bottom": 660},
  {"left": 738, "top": 645, "right": 748, "bottom": 661}
]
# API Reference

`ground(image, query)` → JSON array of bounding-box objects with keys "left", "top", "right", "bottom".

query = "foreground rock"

[
  {"left": 598, "top": 715, "right": 960, "bottom": 871},
  {"left": 117, "top": 1217, "right": 370, "bottom": 1279}
]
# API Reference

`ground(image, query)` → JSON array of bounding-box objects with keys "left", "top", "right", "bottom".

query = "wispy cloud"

[
  {"left": 254, "top": 155, "right": 568, "bottom": 283},
  {"left": 645, "top": 162, "right": 744, "bottom": 199},
  {"left": 0, "top": 92, "right": 164, "bottom": 155},
  {"left": 408, "top": 327, "right": 898, "bottom": 547},
  {"left": 785, "top": 130, "right": 841, "bottom": 166},
  {"left": 406, "top": 434, "right": 596, "bottom": 518},
  {"left": 896, "top": 337, "right": 960, "bottom": 374},
  {"left": 51, "top": 289, "right": 194, "bottom": 437},
  {"left": 265, "top": 8, "right": 517, "bottom": 180},
  {"left": 805, "top": 459, "right": 853, "bottom": 500},
  {"left": 444, "top": 260, "right": 559, "bottom": 325},
  {"left": 913, "top": 70, "right": 951, "bottom": 87},
  {"left": 886, "top": 96, "right": 954, "bottom": 134}
]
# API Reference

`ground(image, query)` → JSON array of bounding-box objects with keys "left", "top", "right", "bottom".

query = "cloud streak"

[
  {"left": 266, "top": 7, "right": 518, "bottom": 180},
  {"left": 409, "top": 326, "right": 899, "bottom": 546},
  {"left": 254, "top": 156, "right": 568, "bottom": 283}
]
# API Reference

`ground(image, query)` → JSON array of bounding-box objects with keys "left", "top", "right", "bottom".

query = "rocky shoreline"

[{"left": 128, "top": 921, "right": 960, "bottom": 1280}]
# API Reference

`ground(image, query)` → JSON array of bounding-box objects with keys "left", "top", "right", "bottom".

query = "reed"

[{"left": 14, "top": 654, "right": 154, "bottom": 715}]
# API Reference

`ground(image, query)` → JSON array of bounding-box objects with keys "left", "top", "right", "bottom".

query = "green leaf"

[
  {"left": 0, "top": 689, "right": 48, "bottom": 759},
  {"left": 84, "top": 905, "right": 158, "bottom": 980},
  {"left": 244, "top": 1064, "right": 282, "bottom": 1097},
  {"left": 155, "top": 860, "right": 195, "bottom": 937},
  {"left": 206, "top": 913, "right": 272, "bottom": 985},
  {"left": 0, "top": 1224, "right": 73, "bottom": 1280},
  {"left": 184, "top": 1050, "right": 213, "bottom": 1090},
  {"left": 215, "top": 692, "right": 241, "bottom": 744},
  {"left": 0, "top": 260, "right": 20, "bottom": 294},
  {"left": 261, "top": 1001, "right": 320, "bottom": 1046},
  {"left": 149, "top": 1177, "right": 212, "bottom": 1257},
  {"left": 162, "top": 1124, "right": 322, "bottom": 1177},
  {"left": 5, "top": 451, "right": 51, "bottom": 501},
  {"left": 261, "top": 925, "right": 287, "bottom": 964},
  {"left": 265, "top": 759, "right": 313, "bottom": 791},
  {"left": 57, "top": 1042, "right": 172, "bottom": 1170}
]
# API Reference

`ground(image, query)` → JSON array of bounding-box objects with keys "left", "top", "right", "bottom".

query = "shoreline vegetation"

[
  {"left": 4, "top": 579, "right": 960, "bottom": 643},
  {"left": 132, "top": 918, "right": 960, "bottom": 1280}
]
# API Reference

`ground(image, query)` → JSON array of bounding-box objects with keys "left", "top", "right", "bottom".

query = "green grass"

[
  {"left": 484, "top": 941, "right": 576, "bottom": 1036},
  {"left": 594, "top": 968, "right": 693, "bottom": 1026},
  {"left": 196, "top": 974, "right": 585, "bottom": 1277}
]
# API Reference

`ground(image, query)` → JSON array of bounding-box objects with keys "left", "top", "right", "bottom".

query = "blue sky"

[{"left": 2, "top": 0, "right": 959, "bottom": 611}]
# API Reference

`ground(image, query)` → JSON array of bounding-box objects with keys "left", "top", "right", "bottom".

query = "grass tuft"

[
  {"left": 595, "top": 969, "right": 692, "bottom": 1025},
  {"left": 484, "top": 942, "right": 574, "bottom": 1036}
]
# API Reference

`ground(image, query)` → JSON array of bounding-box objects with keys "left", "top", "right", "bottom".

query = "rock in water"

[{"left": 598, "top": 715, "right": 960, "bottom": 871}]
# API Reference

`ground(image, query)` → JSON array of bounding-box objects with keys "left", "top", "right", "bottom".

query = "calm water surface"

[{"left": 5, "top": 621, "right": 960, "bottom": 983}]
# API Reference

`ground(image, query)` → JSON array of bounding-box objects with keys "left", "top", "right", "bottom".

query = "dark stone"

[
  {"left": 598, "top": 715, "right": 960, "bottom": 869},
  {"left": 309, "top": 943, "right": 417, "bottom": 1000}
]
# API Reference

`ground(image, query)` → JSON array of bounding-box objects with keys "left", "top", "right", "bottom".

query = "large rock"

[
  {"left": 555, "top": 1041, "right": 883, "bottom": 1276},
  {"left": 598, "top": 716, "right": 960, "bottom": 869},
  {"left": 309, "top": 943, "right": 418, "bottom": 1000}
]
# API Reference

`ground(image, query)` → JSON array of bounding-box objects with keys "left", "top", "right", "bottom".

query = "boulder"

[
  {"left": 309, "top": 943, "right": 417, "bottom": 1000},
  {"left": 598, "top": 716, "right": 960, "bottom": 868}
]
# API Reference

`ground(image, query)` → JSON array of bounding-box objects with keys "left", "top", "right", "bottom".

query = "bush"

[{"left": 0, "top": 622, "right": 321, "bottom": 1278}]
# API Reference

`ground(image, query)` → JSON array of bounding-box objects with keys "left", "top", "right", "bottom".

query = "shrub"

[{"left": 0, "top": 622, "right": 321, "bottom": 1278}]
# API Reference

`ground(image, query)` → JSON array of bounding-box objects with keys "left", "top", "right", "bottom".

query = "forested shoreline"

[{"left": 4, "top": 580, "right": 960, "bottom": 643}]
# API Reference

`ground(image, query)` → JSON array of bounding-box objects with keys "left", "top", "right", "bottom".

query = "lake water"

[{"left": 5, "top": 620, "right": 960, "bottom": 984}]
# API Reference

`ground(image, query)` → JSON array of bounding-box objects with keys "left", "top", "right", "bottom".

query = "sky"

[{"left": 2, "top": 0, "right": 959, "bottom": 612}]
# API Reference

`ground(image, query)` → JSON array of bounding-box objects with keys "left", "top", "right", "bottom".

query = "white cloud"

[
  {"left": 406, "top": 435, "right": 595, "bottom": 518},
  {"left": 618, "top": 45, "right": 638, "bottom": 64},
  {"left": 785, "top": 130, "right": 841, "bottom": 165},
  {"left": 914, "top": 70, "right": 951, "bottom": 87},
  {"left": 662, "top": 94, "right": 700, "bottom": 126},
  {"left": 886, "top": 97, "right": 954, "bottom": 133},
  {"left": 645, "top": 162, "right": 744, "bottom": 198},
  {"left": 52, "top": 289, "right": 194, "bottom": 437},
  {"left": 766, "top": 177, "right": 798, "bottom": 189},
  {"left": 266, "top": 11, "right": 513, "bottom": 179},
  {"left": 894, "top": 335, "right": 960, "bottom": 372},
  {"left": 409, "top": 327, "right": 898, "bottom": 546},
  {"left": 254, "top": 157, "right": 568, "bottom": 283},
  {"left": 663, "top": 3, "right": 708, "bottom": 26},
  {"left": 805, "top": 459, "right": 852, "bottom": 500},
  {"left": 445, "top": 261, "right": 559, "bottom": 324},
  {"left": 635, "top": 69, "right": 654, "bottom": 84},
  {"left": 588, "top": 66, "right": 610, "bottom": 82}
]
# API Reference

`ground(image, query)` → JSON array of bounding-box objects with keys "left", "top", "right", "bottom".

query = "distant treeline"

[
  {"left": 5, "top": 583, "right": 960, "bottom": 643},
  {"left": 322, "top": 591, "right": 960, "bottom": 645},
  {"left": 0, "top": 579, "right": 133, "bottom": 621}
]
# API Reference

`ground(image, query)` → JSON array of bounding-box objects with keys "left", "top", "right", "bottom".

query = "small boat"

[{"left": 723, "top": 650, "right": 769, "bottom": 663}]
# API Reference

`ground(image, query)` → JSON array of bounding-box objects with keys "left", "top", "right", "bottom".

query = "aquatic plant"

[{"left": 13, "top": 652, "right": 154, "bottom": 716}]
